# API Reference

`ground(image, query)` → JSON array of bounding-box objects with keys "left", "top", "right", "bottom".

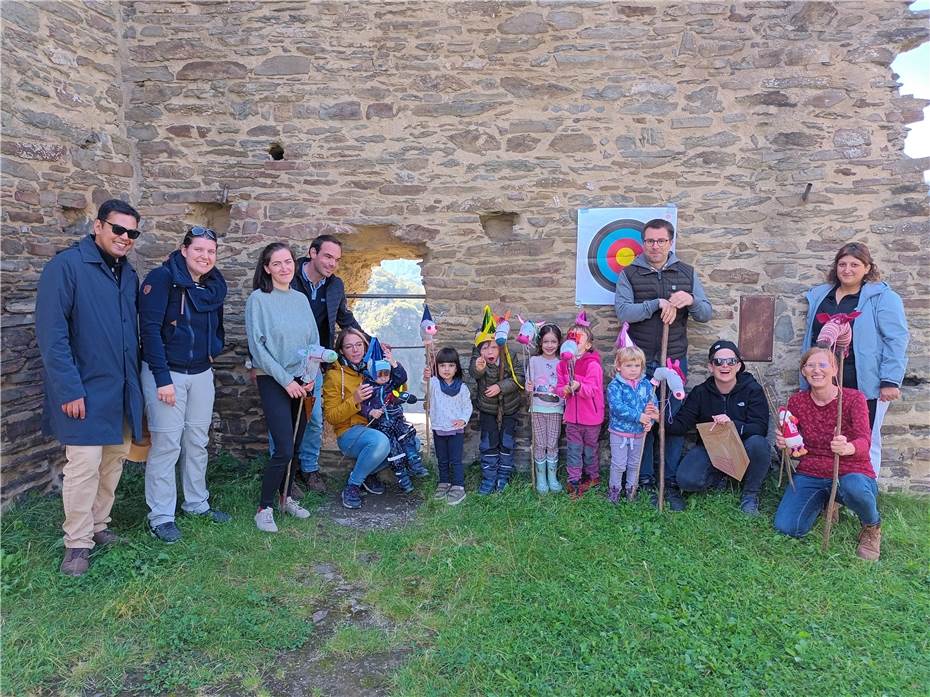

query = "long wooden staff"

[
  {"left": 657, "top": 323, "right": 670, "bottom": 513},
  {"left": 423, "top": 343, "right": 435, "bottom": 467},
  {"left": 281, "top": 393, "right": 313, "bottom": 513},
  {"left": 821, "top": 353, "right": 845, "bottom": 551}
]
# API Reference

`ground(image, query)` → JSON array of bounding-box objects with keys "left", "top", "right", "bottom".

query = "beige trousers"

[{"left": 62, "top": 425, "right": 131, "bottom": 549}]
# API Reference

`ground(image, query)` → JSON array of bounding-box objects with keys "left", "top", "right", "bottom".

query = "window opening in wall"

[
  {"left": 268, "top": 142, "right": 285, "bottom": 160},
  {"left": 348, "top": 259, "right": 427, "bottom": 416}
]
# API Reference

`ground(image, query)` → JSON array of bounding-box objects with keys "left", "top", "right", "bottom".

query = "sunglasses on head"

[
  {"left": 189, "top": 226, "right": 217, "bottom": 241},
  {"left": 711, "top": 357, "right": 740, "bottom": 367},
  {"left": 103, "top": 220, "right": 142, "bottom": 240}
]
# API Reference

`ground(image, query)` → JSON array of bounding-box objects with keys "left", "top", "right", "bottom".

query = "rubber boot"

[
  {"left": 546, "top": 458, "right": 562, "bottom": 493},
  {"left": 495, "top": 449, "right": 515, "bottom": 491},
  {"left": 535, "top": 460, "right": 549, "bottom": 494},
  {"left": 478, "top": 451, "right": 498, "bottom": 495}
]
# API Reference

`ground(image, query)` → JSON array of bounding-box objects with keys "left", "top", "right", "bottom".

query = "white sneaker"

[
  {"left": 284, "top": 496, "right": 311, "bottom": 519},
  {"left": 254, "top": 507, "right": 278, "bottom": 533}
]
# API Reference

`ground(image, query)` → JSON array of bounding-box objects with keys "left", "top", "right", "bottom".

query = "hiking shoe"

[
  {"left": 579, "top": 476, "right": 600, "bottom": 495},
  {"left": 284, "top": 497, "right": 311, "bottom": 519},
  {"left": 739, "top": 495, "right": 760, "bottom": 517},
  {"left": 342, "top": 484, "right": 363, "bottom": 509},
  {"left": 567, "top": 480, "right": 582, "bottom": 500},
  {"left": 433, "top": 483, "right": 451, "bottom": 500},
  {"left": 92, "top": 528, "right": 121, "bottom": 547},
  {"left": 651, "top": 487, "right": 686, "bottom": 512},
  {"left": 186, "top": 508, "right": 232, "bottom": 523},
  {"left": 297, "top": 470, "right": 327, "bottom": 494},
  {"left": 254, "top": 507, "right": 278, "bottom": 533},
  {"left": 150, "top": 521, "right": 182, "bottom": 544},
  {"left": 478, "top": 476, "right": 496, "bottom": 496},
  {"left": 857, "top": 524, "right": 881, "bottom": 561},
  {"left": 60, "top": 548, "right": 90, "bottom": 576},
  {"left": 362, "top": 475, "right": 385, "bottom": 495},
  {"left": 446, "top": 486, "right": 466, "bottom": 506}
]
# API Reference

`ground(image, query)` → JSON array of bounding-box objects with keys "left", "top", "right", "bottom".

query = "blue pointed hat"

[{"left": 363, "top": 337, "right": 385, "bottom": 378}]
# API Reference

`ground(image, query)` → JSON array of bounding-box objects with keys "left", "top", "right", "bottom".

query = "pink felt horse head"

[
  {"left": 517, "top": 315, "right": 542, "bottom": 346},
  {"left": 816, "top": 311, "right": 861, "bottom": 357}
]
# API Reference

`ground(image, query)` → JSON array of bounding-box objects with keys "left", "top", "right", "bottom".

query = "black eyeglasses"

[
  {"left": 711, "top": 357, "right": 740, "bottom": 367},
  {"left": 189, "top": 226, "right": 217, "bottom": 241},
  {"left": 104, "top": 220, "right": 142, "bottom": 240}
]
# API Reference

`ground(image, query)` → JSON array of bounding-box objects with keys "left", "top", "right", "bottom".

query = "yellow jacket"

[{"left": 323, "top": 363, "right": 368, "bottom": 437}]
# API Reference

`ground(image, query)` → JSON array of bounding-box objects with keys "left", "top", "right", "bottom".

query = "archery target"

[{"left": 587, "top": 219, "right": 644, "bottom": 292}]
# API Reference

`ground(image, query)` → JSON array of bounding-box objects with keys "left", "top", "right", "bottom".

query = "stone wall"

[
  {"left": 1, "top": 1, "right": 137, "bottom": 499},
  {"left": 3, "top": 1, "right": 928, "bottom": 501}
]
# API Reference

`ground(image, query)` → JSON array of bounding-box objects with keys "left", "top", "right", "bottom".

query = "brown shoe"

[
  {"left": 298, "top": 470, "right": 327, "bottom": 493},
  {"left": 60, "top": 548, "right": 90, "bottom": 576},
  {"left": 856, "top": 524, "right": 881, "bottom": 561},
  {"left": 92, "top": 529, "right": 121, "bottom": 547}
]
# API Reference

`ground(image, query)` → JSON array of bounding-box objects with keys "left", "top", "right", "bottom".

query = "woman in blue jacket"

[
  {"left": 139, "top": 227, "right": 229, "bottom": 543},
  {"left": 803, "top": 242, "right": 909, "bottom": 475}
]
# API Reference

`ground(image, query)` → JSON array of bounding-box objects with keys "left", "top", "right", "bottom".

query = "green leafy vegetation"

[{"left": 2, "top": 456, "right": 928, "bottom": 695}]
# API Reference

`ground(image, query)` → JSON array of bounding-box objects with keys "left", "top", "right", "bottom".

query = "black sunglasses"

[
  {"left": 104, "top": 220, "right": 142, "bottom": 240},
  {"left": 189, "top": 226, "right": 218, "bottom": 241},
  {"left": 711, "top": 357, "right": 740, "bottom": 367}
]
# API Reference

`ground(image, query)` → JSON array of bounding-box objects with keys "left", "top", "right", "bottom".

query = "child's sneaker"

[
  {"left": 362, "top": 475, "right": 385, "bottom": 495},
  {"left": 446, "top": 486, "right": 466, "bottom": 506},
  {"left": 407, "top": 461, "right": 430, "bottom": 478},
  {"left": 607, "top": 486, "right": 621, "bottom": 504},
  {"left": 341, "top": 484, "right": 363, "bottom": 510},
  {"left": 284, "top": 497, "right": 311, "bottom": 519},
  {"left": 433, "top": 483, "right": 451, "bottom": 500},
  {"left": 255, "top": 507, "right": 278, "bottom": 533}
]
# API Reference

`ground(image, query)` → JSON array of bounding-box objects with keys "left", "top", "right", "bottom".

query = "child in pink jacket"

[{"left": 557, "top": 316, "right": 605, "bottom": 498}]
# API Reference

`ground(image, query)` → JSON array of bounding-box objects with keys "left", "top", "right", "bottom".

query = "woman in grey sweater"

[{"left": 245, "top": 243, "right": 318, "bottom": 532}]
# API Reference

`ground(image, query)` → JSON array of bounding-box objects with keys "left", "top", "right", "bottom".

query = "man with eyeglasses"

[
  {"left": 664, "top": 340, "right": 770, "bottom": 516},
  {"left": 35, "top": 199, "right": 146, "bottom": 576},
  {"left": 614, "top": 218, "right": 712, "bottom": 511}
]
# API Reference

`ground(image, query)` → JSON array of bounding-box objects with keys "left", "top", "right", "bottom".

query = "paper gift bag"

[{"left": 696, "top": 421, "right": 750, "bottom": 481}]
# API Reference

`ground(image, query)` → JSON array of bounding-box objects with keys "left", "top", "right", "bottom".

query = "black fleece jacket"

[{"left": 665, "top": 371, "right": 769, "bottom": 444}]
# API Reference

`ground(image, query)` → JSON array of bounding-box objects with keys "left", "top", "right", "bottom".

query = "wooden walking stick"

[
  {"left": 281, "top": 392, "right": 312, "bottom": 513},
  {"left": 657, "top": 323, "right": 670, "bottom": 512},
  {"left": 815, "top": 311, "right": 860, "bottom": 552},
  {"left": 420, "top": 305, "right": 438, "bottom": 468}
]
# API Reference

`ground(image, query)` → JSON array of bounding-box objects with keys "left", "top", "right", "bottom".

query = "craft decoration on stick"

[
  {"left": 652, "top": 363, "right": 685, "bottom": 401},
  {"left": 815, "top": 311, "right": 860, "bottom": 553},
  {"left": 517, "top": 315, "right": 541, "bottom": 346},
  {"left": 421, "top": 304, "right": 437, "bottom": 465},
  {"left": 420, "top": 304, "right": 437, "bottom": 344},
  {"left": 778, "top": 407, "right": 807, "bottom": 457},
  {"left": 495, "top": 312, "right": 512, "bottom": 346},
  {"left": 297, "top": 344, "right": 338, "bottom": 384}
]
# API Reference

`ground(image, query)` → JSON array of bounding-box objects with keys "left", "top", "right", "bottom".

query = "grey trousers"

[{"left": 141, "top": 363, "right": 215, "bottom": 527}]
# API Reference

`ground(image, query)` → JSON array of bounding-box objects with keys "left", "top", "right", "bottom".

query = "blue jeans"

[
  {"left": 268, "top": 372, "right": 323, "bottom": 473},
  {"left": 336, "top": 425, "right": 390, "bottom": 487},
  {"left": 774, "top": 473, "right": 880, "bottom": 538},
  {"left": 639, "top": 357, "right": 687, "bottom": 487},
  {"left": 676, "top": 434, "right": 771, "bottom": 497}
]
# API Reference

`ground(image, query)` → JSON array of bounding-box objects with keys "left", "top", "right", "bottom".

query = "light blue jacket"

[{"left": 802, "top": 282, "right": 909, "bottom": 399}]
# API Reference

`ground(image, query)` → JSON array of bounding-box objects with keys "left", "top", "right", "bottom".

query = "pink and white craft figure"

[
  {"left": 517, "top": 315, "right": 542, "bottom": 346},
  {"left": 420, "top": 304, "right": 438, "bottom": 344},
  {"left": 651, "top": 367, "right": 685, "bottom": 401},
  {"left": 815, "top": 311, "right": 861, "bottom": 357},
  {"left": 559, "top": 338, "right": 579, "bottom": 361},
  {"left": 778, "top": 406, "right": 807, "bottom": 457},
  {"left": 298, "top": 344, "right": 339, "bottom": 383}
]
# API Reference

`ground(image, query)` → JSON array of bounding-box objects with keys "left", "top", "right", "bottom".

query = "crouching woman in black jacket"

[{"left": 666, "top": 340, "right": 770, "bottom": 516}]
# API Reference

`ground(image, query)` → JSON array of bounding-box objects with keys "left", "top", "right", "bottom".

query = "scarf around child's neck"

[{"left": 439, "top": 376, "right": 463, "bottom": 397}]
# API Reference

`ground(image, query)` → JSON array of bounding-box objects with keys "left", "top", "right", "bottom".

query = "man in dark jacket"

[
  {"left": 666, "top": 340, "right": 771, "bottom": 516},
  {"left": 614, "top": 218, "right": 713, "bottom": 511},
  {"left": 35, "top": 199, "right": 145, "bottom": 576},
  {"left": 283, "top": 234, "right": 364, "bottom": 494}
]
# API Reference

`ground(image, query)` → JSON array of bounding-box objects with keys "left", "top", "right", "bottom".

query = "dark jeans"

[
  {"left": 256, "top": 376, "right": 307, "bottom": 509},
  {"left": 676, "top": 434, "right": 770, "bottom": 498},
  {"left": 639, "top": 357, "right": 687, "bottom": 487},
  {"left": 774, "top": 473, "right": 880, "bottom": 538},
  {"left": 434, "top": 432, "right": 465, "bottom": 486}
]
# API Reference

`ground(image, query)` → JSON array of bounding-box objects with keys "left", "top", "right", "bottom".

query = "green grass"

[{"left": 2, "top": 455, "right": 928, "bottom": 696}]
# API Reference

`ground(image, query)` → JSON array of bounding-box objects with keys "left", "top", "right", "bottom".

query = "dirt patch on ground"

[{"left": 321, "top": 486, "right": 425, "bottom": 531}]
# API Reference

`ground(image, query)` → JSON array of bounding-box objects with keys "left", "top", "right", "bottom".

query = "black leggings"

[{"left": 257, "top": 376, "right": 308, "bottom": 509}]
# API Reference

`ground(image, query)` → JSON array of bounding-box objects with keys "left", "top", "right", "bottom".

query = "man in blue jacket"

[
  {"left": 665, "top": 340, "right": 771, "bottom": 516},
  {"left": 35, "top": 199, "right": 145, "bottom": 576}
]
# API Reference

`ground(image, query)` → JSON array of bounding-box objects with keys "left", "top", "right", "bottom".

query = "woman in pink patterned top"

[{"left": 773, "top": 346, "right": 881, "bottom": 560}]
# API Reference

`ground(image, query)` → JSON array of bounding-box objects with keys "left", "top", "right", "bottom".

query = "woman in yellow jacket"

[{"left": 323, "top": 328, "right": 391, "bottom": 509}]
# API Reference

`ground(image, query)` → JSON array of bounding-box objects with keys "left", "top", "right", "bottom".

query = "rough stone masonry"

[{"left": 2, "top": 1, "right": 928, "bottom": 502}]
